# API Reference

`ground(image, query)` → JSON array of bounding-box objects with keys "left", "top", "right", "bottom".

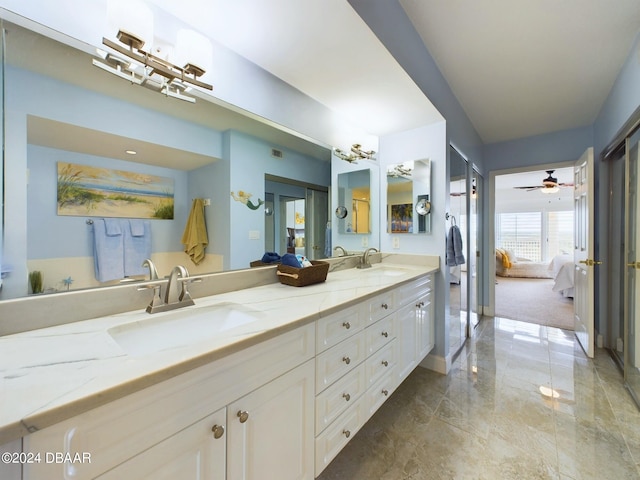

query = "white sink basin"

[
  {"left": 108, "top": 302, "right": 265, "bottom": 356},
  {"left": 371, "top": 264, "right": 412, "bottom": 276}
]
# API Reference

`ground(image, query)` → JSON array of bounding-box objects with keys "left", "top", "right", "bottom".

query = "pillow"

[{"left": 505, "top": 249, "right": 518, "bottom": 264}]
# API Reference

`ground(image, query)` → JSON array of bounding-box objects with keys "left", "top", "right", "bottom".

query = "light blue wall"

[
  {"left": 27, "top": 145, "right": 188, "bottom": 259},
  {"left": 227, "top": 131, "right": 330, "bottom": 270}
]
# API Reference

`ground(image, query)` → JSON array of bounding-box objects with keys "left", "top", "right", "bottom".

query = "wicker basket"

[
  {"left": 250, "top": 260, "right": 280, "bottom": 267},
  {"left": 276, "top": 260, "right": 329, "bottom": 287}
]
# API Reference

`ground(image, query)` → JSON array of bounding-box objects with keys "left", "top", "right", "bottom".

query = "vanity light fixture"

[
  {"left": 334, "top": 144, "right": 377, "bottom": 163},
  {"left": 92, "top": 12, "right": 213, "bottom": 104},
  {"left": 386, "top": 162, "right": 413, "bottom": 179}
]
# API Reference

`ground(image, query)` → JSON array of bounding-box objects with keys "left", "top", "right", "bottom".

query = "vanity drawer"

[
  {"left": 397, "top": 274, "right": 432, "bottom": 307},
  {"left": 366, "top": 368, "right": 397, "bottom": 418},
  {"left": 315, "top": 363, "right": 366, "bottom": 434},
  {"left": 365, "top": 314, "right": 395, "bottom": 355},
  {"left": 369, "top": 291, "right": 396, "bottom": 323},
  {"left": 365, "top": 339, "right": 397, "bottom": 387},
  {"left": 315, "top": 395, "right": 367, "bottom": 477},
  {"left": 316, "top": 333, "right": 366, "bottom": 393},
  {"left": 316, "top": 302, "right": 366, "bottom": 353}
]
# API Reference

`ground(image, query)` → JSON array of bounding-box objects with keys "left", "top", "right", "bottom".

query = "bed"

[
  {"left": 495, "top": 249, "right": 554, "bottom": 278},
  {"left": 550, "top": 254, "right": 575, "bottom": 297}
]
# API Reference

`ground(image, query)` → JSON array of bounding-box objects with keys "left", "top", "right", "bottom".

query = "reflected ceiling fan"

[{"left": 514, "top": 170, "right": 573, "bottom": 193}]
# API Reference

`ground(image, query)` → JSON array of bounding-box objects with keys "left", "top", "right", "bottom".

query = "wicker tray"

[{"left": 276, "top": 261, "right": 329, "bottom": 287}]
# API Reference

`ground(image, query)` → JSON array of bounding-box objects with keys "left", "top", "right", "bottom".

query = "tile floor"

[{"left": 317, "top": 317, "right": 640, "bottom": 480}]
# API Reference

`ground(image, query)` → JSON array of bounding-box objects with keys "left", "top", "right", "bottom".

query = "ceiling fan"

[{"left": 513, "top": 170, "right": 573, "bottom": 193}]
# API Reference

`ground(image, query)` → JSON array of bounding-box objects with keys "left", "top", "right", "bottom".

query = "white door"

[{"left": 574, "top": 147, "right": 599, "bottom": 357}]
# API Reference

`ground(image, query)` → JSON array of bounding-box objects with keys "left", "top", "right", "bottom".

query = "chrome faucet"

[
  {"left": 333, "top": 246, "right": 348, "bottom": 257},
  {"left": 139, "top": 265, "right": 198, "bottom": 314},
  {"left": 358, "top": 248, "right": 378, "bottom": 269},
  {"left": 142, "top": 258, "right": 159, "bottom": 280}
]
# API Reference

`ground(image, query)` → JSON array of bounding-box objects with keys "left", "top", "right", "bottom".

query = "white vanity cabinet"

[
  {"left": 396, "top": 274, "right": 435, "bottom": 383},
  {"left": 23, "top": 323, "right": 315, "bottom": 480}
]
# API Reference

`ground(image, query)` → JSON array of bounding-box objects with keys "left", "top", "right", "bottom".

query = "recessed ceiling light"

[{"left": 125, "top": 150, "right": 137, "bottom": 155}]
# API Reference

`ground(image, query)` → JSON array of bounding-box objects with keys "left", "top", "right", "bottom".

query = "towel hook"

[{"left": 86, "top": 219, "right": 94, "bottom": 225}]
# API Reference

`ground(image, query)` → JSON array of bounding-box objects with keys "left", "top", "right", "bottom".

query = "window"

[{"left": 497, "top": 211, "right": 573, "bottom": 262}]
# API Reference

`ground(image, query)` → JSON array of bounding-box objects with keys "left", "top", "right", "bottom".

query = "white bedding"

[{"left": 551, "top": 254, "right": 575, "bottom": 297}]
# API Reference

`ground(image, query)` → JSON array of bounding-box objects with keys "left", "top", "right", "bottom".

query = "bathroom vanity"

[{"left": 0, "top": 255, "right": 438, "bottom": 479}]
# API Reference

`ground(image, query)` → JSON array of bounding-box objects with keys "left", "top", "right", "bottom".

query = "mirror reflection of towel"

[
  {"left": 446, "top": 225, "right": 465, "bottom": 266},
  {"left": 182, "top": 199, "right": 209, "bottom": 265}
]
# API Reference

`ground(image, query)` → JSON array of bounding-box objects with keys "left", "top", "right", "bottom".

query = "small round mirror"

[
  {"left": 415, "top": 199, "right": 431, "bottom": 216},
  {"left": 335, "top": 206, "right": 348, "bottom": 219}
]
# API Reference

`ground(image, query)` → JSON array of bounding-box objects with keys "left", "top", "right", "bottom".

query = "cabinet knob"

[
  {"left": 342, "top": 321, "right": 351, "bottom": 329},
  {"left": 381, "top": 331, "right": 388, "bottom": 338},
  {"left": 381, "top": 360, "right": 388, "bottom": 367},
  {"left": 342, "top": 393, "right": 351, "bottom": 402},
  {"left": 211, "top": 424, "right": 225, "bottom": 439},
  {"left": 237, "top": 410, "right": 249, "bottom": 423},
  {"left": 343, "top": 429, "right": 351, "bottom": 438},
  {"left": 342, "top": 356, "right": 351, "bottom": 365},
  {"left": 382, "top": 389, "right": 389, "bottom": 396},
  {"left": 381, "top": 303, "right": 388, "bottom": 310}
]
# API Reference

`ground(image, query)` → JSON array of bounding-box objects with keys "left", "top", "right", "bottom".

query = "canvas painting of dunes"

[{"left": 57, "top": 162, "right": 174, "bottom": 219}]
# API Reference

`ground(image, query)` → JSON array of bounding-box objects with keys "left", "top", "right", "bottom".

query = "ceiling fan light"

[{"left": 541, "top": 186, "right": 559, "bottom": 194}]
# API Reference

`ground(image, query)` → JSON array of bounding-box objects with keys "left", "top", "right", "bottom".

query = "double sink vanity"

[{"left": 0, "top": 253, "right": 438, "bottom": 479}]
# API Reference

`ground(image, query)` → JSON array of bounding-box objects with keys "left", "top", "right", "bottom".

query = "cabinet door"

[
  {"left": 227, "top": 360, "right": 315, "bottom": 480},
  {"left": 98, "top": 409, "right": 226, "bottom": 480},
  {"left": 417, "top": 291, "right": 434, "bottom": 361},
  {"left": 396, "top": 303, "right": 417, "bottom": 382}
]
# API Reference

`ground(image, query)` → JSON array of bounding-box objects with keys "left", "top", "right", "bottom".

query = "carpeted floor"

[{"left": 495, "top": 276, "right": 574, "bottom": 330}]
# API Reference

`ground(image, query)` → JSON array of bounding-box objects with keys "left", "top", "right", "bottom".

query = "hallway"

[{"left": 317, "top": 318, "right": 640, "bottom": 479}]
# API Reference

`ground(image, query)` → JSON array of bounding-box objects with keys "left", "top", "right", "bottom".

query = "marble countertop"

[{"left": 0, "top": 256, "right": 438, "bottom": 444}]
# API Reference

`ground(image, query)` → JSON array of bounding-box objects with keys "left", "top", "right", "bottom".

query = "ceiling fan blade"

[{"left": 513, "top": 186, "right": 541, "bottom": 190}]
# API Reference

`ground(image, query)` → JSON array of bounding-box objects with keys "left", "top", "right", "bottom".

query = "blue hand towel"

[
  {"left": 281, "top": 253, "right": 302, "bottom": 268},
  {"left": 124, "top": 219, "right": 151, "bottom": 276},
  {"left": 104, "top": 218, "right": 122, "bottom": 236},
  {"left": 446, "top": 225, "right": 465, "bottom": 266},
  {"left": 261, "top": 252, "right": 282, "bottom": 264},
  {"left": 93, "top": 219, "right": 124, "bottom": 282}
]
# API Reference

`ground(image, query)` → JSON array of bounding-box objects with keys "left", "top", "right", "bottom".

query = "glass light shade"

[
  {"left": 540, "top": 186, "right": 559, "bottom": 194},
  {"left": 175, "top": 29, "right": 213, "bottom": 75},
  {"left": 107, "top": 0, "right": 154, "bottom": 49}
]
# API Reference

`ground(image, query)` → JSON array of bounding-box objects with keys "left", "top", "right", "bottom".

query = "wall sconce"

[
  {"left": 334, "top": 144, "right": 377, "bottom": 163},
  {"left": 93, "top": 0, "right": 213, "bottom": 103}
]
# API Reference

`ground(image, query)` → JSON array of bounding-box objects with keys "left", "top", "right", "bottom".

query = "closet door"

[{"left": 624, "top": 128, "right": 640, "bottom": 405}]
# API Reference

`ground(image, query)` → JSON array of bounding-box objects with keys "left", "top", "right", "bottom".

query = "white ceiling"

[
  {"left": 150, "top": 0, "right": 640, "bottom": 145},
  {"left": 400, "top": 0, "right": 640, "bottom": 143}
]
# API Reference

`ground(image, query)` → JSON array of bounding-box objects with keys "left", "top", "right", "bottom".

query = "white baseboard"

[{"left": 418, "top": 352, "right": 449, "bottom": 375}]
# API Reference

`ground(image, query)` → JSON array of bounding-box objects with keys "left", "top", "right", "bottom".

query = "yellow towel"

[{"left": 181, "top": 199, "right": 209, "bottom": 265}]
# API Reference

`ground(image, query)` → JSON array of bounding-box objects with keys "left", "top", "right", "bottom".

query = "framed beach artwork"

[
  {"left": 57, "top": 162, "right": 174, "bottom": 219},
  {"left": 389, "top": 203, "right": 413, "bottom": 233}
]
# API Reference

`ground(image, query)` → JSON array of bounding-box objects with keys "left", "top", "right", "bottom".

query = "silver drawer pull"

[
  {"left": 343, "top": 429, "right": 351, "bottom": 438},
  {"left": 381, "top": 331, "right": 388, "bottom": 338},
  {"left": 381, "top": 360, "right": 388, "bottom": 367},
  {"left": 237, "top": 410, "right": 249, "bottom": 423},
  {"left": 342, "top": 356, "right": 351, "bottom": 365},
  {"left": 342, "top": 321, "right": 351, "bottom": 329},
  {"left": 342, "top": 393, "right": 351, "bottom": 402},
  {"left": 382, "top": 389, "right": 389, "bottom": 396},
  {"left": 381, "top": 303, "right": 388, "bottom": 310},
  {"left": 211, "top": 424, "right": 225, "bottom": 439}
]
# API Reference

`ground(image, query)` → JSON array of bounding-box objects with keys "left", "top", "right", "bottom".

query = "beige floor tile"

[{"left": 317, "top": 318, "right": 640, "bottom": 480}]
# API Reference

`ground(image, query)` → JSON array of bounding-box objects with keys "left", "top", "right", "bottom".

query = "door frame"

[{"left": 487, "top": 160, "right": 576, "bottom": 319}]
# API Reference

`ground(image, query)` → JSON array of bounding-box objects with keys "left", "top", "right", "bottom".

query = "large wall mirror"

[
  {"left": 0, "top": 17, "right": 337, "bottom": 300},
  {"left": 336, "top": 169, "right": 371, "bottom": 234},
  {"left": 386, "top": 158, "right": 431, "bottom": 234}
]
